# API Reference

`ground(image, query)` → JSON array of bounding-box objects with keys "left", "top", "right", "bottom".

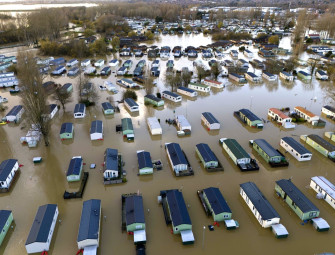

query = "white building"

[
  {"left": 81, "top": 59, "right": 91, "bottom": 67},
  {"left": 294, "top": 106, "right": 320, "bottom": 125},
  {"left": 5, "top": 105, "right": 24, "bottom": 123},
  {"left": 245, "top": 72, "right": 261, "bottom": 83},
  {"left": 109, "top": 59, "right": 119, "bottom": 67},
  {"left": 0, "top": 159, "right": 19, "bottom": 190},
  {"left": 176, "top": 115, "right": 191, "bottom": 132},
  {"left": 188, "top": 83, "right": 210, "bottom": 93},
  {"left": 165, "top": 143, "right": 188, "bottom": 175},
  {"left": 279, "top": 71, "right": 294, "bottom": 82},
  {"left": 147, "top": 117, "right": 162, "bottom": 135},
  {"left": 262, "top": 72, "right": 277, "bottom": 81},
  {"left": 322, "top": 105, "right": 335, "bottom": 118},
  {"left": 244, "top": 49, "right": 253, "bottom": 58},
  {"left": 94, "top": 59, "right": 105, "bottom": 67},
  {"left": 310, "top": 176, "right": 335, "bottom": 210},
  {"left": 162, "top": 91, "right": 182, "bottom": 103},
  {"left": 90, "top": 120, "right": 103, "bottom": 140},
  {"left": 67, "top": 59, "right": 78, "bottom": 67},
  {"left": 124, "top": 98, "right": 139, "bottom": 112},
  {"left": 280, "top": 137, "right": 312, "bottom": 161},
  {"left": 201, "top": 112, "right": 220, "bottom": 130},
  {"left": 203, "top": 79, "right": 224, "bottom": 89},
  {"left": 25, "top": 204, "right": 58, "bottom": 254},
  {"left": 74, "top": 104, "right": 86, "bottom": 119},
  {"left": 48, "top": 104, "right": 58, "bottom": 119},
  {"left": 316, "top": 70, "right": 328, "bottom": 80},
  {"left": 177, "top": 86, "right": 198, "bottom": 98},
  {"left": 268, "top": 108, "right": 295, "bottom": 129}
]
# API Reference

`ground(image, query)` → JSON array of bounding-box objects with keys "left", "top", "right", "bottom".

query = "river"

[{"left": 0, "top": 33, "right": 335, "bottom": 255}]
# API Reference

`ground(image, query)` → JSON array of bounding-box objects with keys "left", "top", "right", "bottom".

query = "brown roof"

[
  {"left": 294, "top": 106, "right": 316, "bottom": 117},
  {"left": 269, "top": 108, "right": 290, "bottom": 119},
  {"left": 204, "top": 79, "right": 222, "bottom": 85}
]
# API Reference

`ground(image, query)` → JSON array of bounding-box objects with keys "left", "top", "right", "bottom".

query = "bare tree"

[
  {"left": 308, "top": 58, "right": 320, "bottom": 76},
  {"left": 210, "top": 63, "right": 221, "bottom": 81},
  {"left": 165, "top": 72, "right": 181, "bottom": 92},
  {"left": 196, "top": 65, "right": 207, "bottom": 83},
  {"left": 52, "top": 86, "right": 72, "bottom": 111},
  {"left": 17, "top": 51, "right": 51, "bottom": 146},
  {"left": 181, "top": 71, "right": 192, "bottom": 86},
  {"left": 77, "top": 76, "right": 99, "bottom": 105},
  {"left": 144, "top": 75, "right": 155, "bottom": 95}
]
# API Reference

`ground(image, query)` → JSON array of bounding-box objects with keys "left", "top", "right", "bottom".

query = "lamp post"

[{"left": 202, "top": 225, "right": 206, "bottom": 249}]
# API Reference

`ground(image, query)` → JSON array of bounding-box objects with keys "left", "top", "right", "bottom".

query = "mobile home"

[
  {"left": 252, "top": 139, "right": 289, "bottom": 167},
  {"left": 219, "top": 138, "right": 259, "bottom": 171},
  {"left": 234, "top": 108, "right": 263, "bottom": 128},
  {"left": 101, "top": 102, "right": 114, "bottom": 115},
  {"left": 203, "top": 79, "right": 224, "bottom": 89},
  {"left": 188, "top": 82, "right": 210, "bottom": 93},
  {"left": 67, "top": 67, "right": 79, "bottom": 76},
  {"left": 165, "top": 143, "right": 188, "bottom": 176},
  {"left": 103, "top": 148, "right": 119, "bottom": 179},
  {"left": 268, "top": 108, "right": 295, "bottom": 129},
  {"left": 262, "top": 71, "right": 277, "bottom": 81},
  {"left": 302, "top": 134, "right": 335, "bottom": 161},
  {"left": 137, "top": 150, "right": 153, "bottom": 175},
  {"left": 109, "top": 59, "right": 119, "bottom": 67},
  {"left": 297, "top": 70, "right": 312, "bottom": 80},
  {"left": 322, "top": 105, "right": 335, "bottom": 119},
  {"left": 66, "top": 156, "right": 83, "bottom": 182},
  {"left": 310, "top": 176, "right": 335, "bottom": 210},
  {"left": 144, "top": 94, "right": 164, "bottom": 107},
  {"left": 73, "top": 103, "right": 86, "bottom": 119},
  {"left": 66, "top": 59, "right": 78, "bottom": 67},
  {"left": 177, "top": 87, "right": 198, "bottom": 98},
  {"left": 245, "top": 72, "right": 261, "bottom": 83},
  {"left": 229, "top": 73, "right": 247, "bottom": 84},
  {"left": 201, "top": 112, "right": 220, "bottom": 130},
  {"left": 61, "top": 83, "right": 73, "bottom": 93},
  {"left": 0, "top": 210, "right": 13, "bottom": 246},
  {"left": 5, "top": 105, "right": 24, "bottom": 123},
  {"left": 94, "top": 59, "right": 105, "bottom": 67},
  {"left": 81, "top": 59, "right": 90, "bottom": 67},
  {"left": 162, "top": 91, "right": 182, "bottom": 103},
  {"left": 230, "top": 50, "right": 238, "bottom": 58},
  {"left": 294, "top": 106, "right": 324, "bottom": 126},
  {"left": 244, "top": 49, "right": 253, "bottom": 58},
  {"left": 176, "top": 115, "right": 191, "bottom": 133},
  {"left": 280, "top": 137, "right": 312, "bottom": 161},
  {"left": 0, "top": 159, "right": 19, "bottom": 191},
  {"left": 279, "top": 71, "right": 294, "bottom": 82},
  {"left": 122, "top": 118, "right": 134, "bottom": 139},
  {"left": 59, "top": 122, "right": 74, "bottom": 140},
  {"left": 124, "top": 98, "right": 139, "bottom": 112},
  {"left": 90, "top": 120, "right": 103, "bottom": 140},
  {"left": 237, "top": 59, "right": 249, "bottom": 69},
  {"left": 25, "top": 204, "right": 58, "bottom": 254},
  {"left": 316, "top": 70, "right": 328, "bottom": 80},
  {"left": 195, "top": 143, "right": 219, "bottom": 169},
  {"left": 147, "top": 117, "right": 162, "bottom": 135},
  {"left": 100, "top": 66, "right": 111, "bottom": 76}
]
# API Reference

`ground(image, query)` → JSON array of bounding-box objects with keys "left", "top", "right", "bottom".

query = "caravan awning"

[
  {"left": 180, "top": 230, "right": 195, "bottom": 244},
  {"left": 83, "top": 245, "right": 98, "bottom": 255},
  {"left": 134, "top": 229, "right": 146, "bottom": 243}
]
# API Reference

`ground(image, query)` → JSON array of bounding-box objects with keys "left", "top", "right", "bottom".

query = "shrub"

[{"left": 123, "top": 90, "right": 137, "bottom": 101}]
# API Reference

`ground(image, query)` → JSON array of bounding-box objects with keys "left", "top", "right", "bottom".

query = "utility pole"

[{"left": 202, "top": 225, "right": 206, "bottom": 249}]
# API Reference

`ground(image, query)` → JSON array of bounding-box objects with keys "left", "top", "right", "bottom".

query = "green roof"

[
  {"left": 189, "top": 82, "right": 208, "bottom": 88},
  {"left": 122, "top": 118, "right": 133, "bottom": 131},
  {"left": 223, "top": 139, "right": 250, "bottom": 160}
]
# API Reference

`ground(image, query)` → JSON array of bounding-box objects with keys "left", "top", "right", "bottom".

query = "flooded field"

[{"left": 0, "top": 34, "right": 335, "bottom": 255}]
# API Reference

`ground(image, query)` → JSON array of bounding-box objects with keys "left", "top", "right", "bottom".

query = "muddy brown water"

[{"left": 0, "top": 34, "right": 335, "bottom": 255}]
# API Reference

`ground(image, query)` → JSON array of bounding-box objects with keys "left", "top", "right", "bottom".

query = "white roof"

[
  {"left": 176, "top": 115, "right": 191, "bottom": 130},
  {"left": 312, "top": 218, "right": 330, "bottom": 230},
  {"left": 224, "top": 219, "right": 237, "bottom": 228},
  {"left": 133, "top": 230, "right": 146, "bottom": 243},
  {"left": 311, "top": 176, "right": 335, "bottom": 199},
  {"left": 83, "top": 245, "right": 97, "bottom": 255},
  {"left": 271, "top": 224, "right": 289, "bottom": 237},
  {"left": 147, "top": 117, "right": 162, "bottom": 130},
  {"left": 180, "top": 230, "right": 195, "bottom": 243}
]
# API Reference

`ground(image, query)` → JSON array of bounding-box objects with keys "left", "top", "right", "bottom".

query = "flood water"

[{"left": 0, "top": 34, "right": 335, "bottom": 255}]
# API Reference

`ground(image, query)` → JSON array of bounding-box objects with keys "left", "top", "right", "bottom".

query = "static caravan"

[
  {"left": 219, "top": 138, "right": 259, "bottom": 171},
  {"left": 124, "top": 98, "right": 139, "bottom": 112},
  {"left": 229, "top": 73, "right": 247, "bottom": 84},
  {"left": 59, "top": 122, "right": 74, "bottom": 140},
  {"left": 176, "top": 115, "right": 191, "bottom": 133},
  {"left": 122, "top": 118, "right": 134, "bottom": 140},
  {"left": 123, "top": 60, "right": 133, "bottom": 69},
  {"left": 223, "top": 59, "right": 233, "bottom": 67},
  {"left": 137, "top": 150, "right": 153, "bottom": 175},
  {"left": 124, "top": 195, "right": 146, "bottom": 244},
  {"left": 201, "top": 112, "right": 220, "bottom": 130},
  {"left": 234, "top": 108, "right": 263, "bottom": 128},
  {"left": 144, "top": 94, "right": 164, "bottom": 107},
  {"left": 94, "top": 59, "right": 105, "bottom": 67},
  {"left": 74, "top": 103, "right": 86, "bottom": 119},
  {"left": 151, "top": 66, "right": 160, "bottom": 77},
  {"left": 275, "top": 179, "right": 321, "bottom": 221},
  {"left": 84, "top": 66, "right": 96, "bottom": 75},
  {"left": 237, "top": 59, "right": 249, "bottom": 69},
  {"left": 50, "top": 57, "right": 65, "bottom": 66},
  {"left": 5, "top": 105, "right": 24, "bottom": 123},
  {"left": 165, "top": 143, "right": 188, "bottom": 176},
  {"left": 310, "top": 176, "right": 335, "bottom": 210},
  {"left": 77, "top": 199, "right": 101, "bottom": 254},
  {"left": 252, "top": 139, "right": 289, "bottom": 167},
  {"left": 67, "top": 59, "right": 78, "bottom": 67},
  {"left": 25, "top": 204, "right": 58, "bottom": 254},
  {"left": 268, "top": 108, "right": 295, "bottom": 129},
  {"left": 109, "top": 59, "right": 119, "bottom": 67},
  {"left": 90, "top": 120, "right": 103, "bottom": 140},
  {"left": 147, "top": 117, "right": 162, "bottom": 135},
  {"left": 279, "top": 71, "right": 294, "bottom": 82},
  {"left": 230, "top": 50, "right": 238, "bottom": 58},
  {"left": 159, "top": 189, "right": 194, "bottom": 244},
  {"left": 294, "top": 106, "right": 323, "bottom": 126},
  {"left": 152, "top": 60, "right": 160, "bottom": 68},
  {"left": 102, "top": 102, "right": 114, "bottom": 115},
  {"left": 297, "top": 70, "right": 312, "bottom": 80},
  {"left": 162, "top": 91, "right": 182, "bottom": 103},
  {"left": 262, "top": 71, "right": 277, "bottom": 81},
  {"left": 258, "top": 49, "right": 275, "bottom": 58},
  {"left": 240, "top": 182, "right": 281, "bottom": 228},
  {"left": 0, "top": 159, "right": 19, "bottom": 191},
  {"left": 66, "top": 156, "right": 83, "bottom": 182},
  {"left": 302, "top": 134, "right": 335, "bottom": 161},
  {"left": 134, "top": 66, "right": 143, "bottom": 77},
  {"left": 245, "top": 72, "right": 261, "bottom": 83},
  {"left": 81, "top": 59, "right": 91, "bottom": 67},
  {"left": 195, "top": 143, "right": 219, "bottom": 169},
  {"left": 48, "top": 104, "right": 58, "bottom": 119},
  {"left": 100, "top": 66, "right": 111, "bottom": 76},
  {"left": 244, "top": 49, "right": 253, "bottom": 58},
  {"left": 61, "top": 83, "right": 73, "bottom": 93},
  {"left": 67, "top": 67, "right": 79, "bottom": 76},
  {"left": 322, "top": 105, "right": 335, "bottom": 119},
  {"left": 202, "top": 187, "right": 232, "bottom": 222},
  {"left": 0, "top": 210, "right": 13, "bottom": 246},
  {"left": 118, "top": 78, "right": 137, "bottom": 88},
  {"left": 203, "top": 79, "right": 224, "bottom": 89},
  {"left": 280, "top": 137, "right": 312, "bottom": 161},
  {"left": 188, "top": 82, "right": 210, "bottom": 93},
  {"left": 316, "top": 70, "right": 328, "bottom": 80},
  {"left": 0, "top": 79, "right": 18, "bottom": 88},
  {"left": 177, "top": 87, "right": 198, "bottom": 98},
  {"left": 103, "top": 148, "right": 119, "bottom": 179}
]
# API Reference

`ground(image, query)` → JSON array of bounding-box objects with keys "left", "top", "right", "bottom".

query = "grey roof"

[
  {"left": 281, "top": 137, "right": 311, "bottom": 155},
  {"left": 203, "top": 187, "right": 232, "bottom": 214},
  {"left": 62, "top": 83, "right": 72, "bottom": 90},
  {"left": 276, "top": 179, "right": 319, "bottom": 213},
  {"left": 104, "top": 148, "right": 118, "bottom": 172},
  {"left": 178, "top": 86, "right": 196, "bottom": 93},
  {"left": 0, "top": 210, "right": 12, "bottom": 231},
  {"left": 137, "top": 151, "right": 153, "bottom": 169},
  {"left": 90, "top": 120, "right": 103, "bottom": 134},
  {"left": 0, "top": 159, "right": 18, "bottom": 181},
  {"left": 125, "top": 195, "right": 145, "bottom": 226},
  {"left": 240, "top": 182, "right": 280, "bottom": 220},
  {"left": 144, "top": 94, "right": 162, "bottom": 103},
  {"left": 26, "top": 204, "right": 58, "bottom": 245},
  {"left": 254, "top": 139, "right": 281, "bottom": 158},
  {"left": 125, "top": 98, "right": 139, "bottom": 107},
  {"left": 60, "top": 122, "right": 73, "bottom": 134},
  {"left": 77, "top": 199, "right": 101, "bottom": 242},
  {"left": 118, "top": 66, "right": 127, "bottom": 71},
  {"left": 165, "top": 189, "right": 191, "bottom": 226},
  {"left": 162, "top": 91, "right": 180, "bottom": 98},
  {"left": 102, "top": 102, "right": 114, "bottom": 111},
  {"left": 202, "top": 112, "right": 219, "bottom": 124},
  {"left": 239, "top": 109, "right": 261, "bottom": 122},
  {"left": 196, "top": 143, "right": 218, "bottom": 163},
  {"left": 6, "top": 105, "right": 23, "bottom": 117},
  {"left": 298, "top": 70, "right": 310, "bottom": 76},
  {"left": 230, "top": 73, "right": 243, "bottom": 78},
  {"left": 280, "top": 71, "right": 293, "bottom": 77},
  {"left": 307, "top": 134, "right": 335, "bottom": 152},
  {"left": 246, "top": 72, "right": 258, "bottom": 78},
  {"left": 166, "top": 143, "right": 187, "bottom": 166},
  {"left": 101, "top": 66, "right": 110, "bottom": 73},
  {"left": 263, "top": 71, "right": 275, "bottom": 77},
  {"left": 66, "top": 157, "right": 83, "bottom": 176},
  {"left": 122, "top": 118, "right": 133, "bottom": 131},
  {"left": 69, "top": 67, "right": 79, "bottom": 73},
  {"left": 74, "top": 103, "right": 85, "bottom": 114}
]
